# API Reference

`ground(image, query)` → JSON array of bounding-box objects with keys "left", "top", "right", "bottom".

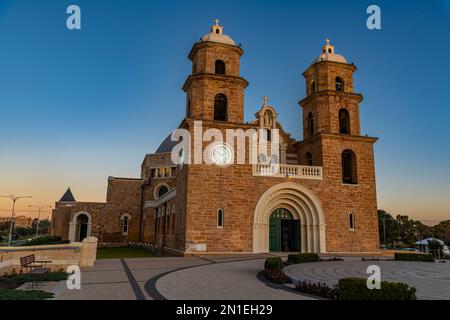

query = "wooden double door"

[{"left": 269, "top": 208, "right": 300, "bottom": 252}]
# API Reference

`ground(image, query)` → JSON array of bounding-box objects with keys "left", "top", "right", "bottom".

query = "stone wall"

[{"left": 0, "top": 236, "right": 98, "bottom": 274}]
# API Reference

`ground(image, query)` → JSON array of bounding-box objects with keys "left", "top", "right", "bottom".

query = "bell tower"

[
  {"left": 182, "top": 20, "right": 249, "bottom": 123},
  {"left": 300, "top": 39, "right": 362, "bottom": 139}
]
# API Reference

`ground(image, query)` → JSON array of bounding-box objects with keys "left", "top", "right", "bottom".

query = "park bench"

[{"left": 20, "top": 254, "right": 52, "bottom": 289}]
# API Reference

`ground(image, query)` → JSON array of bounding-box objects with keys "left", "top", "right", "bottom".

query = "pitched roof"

[
  {"left": 59, "top": 187, "right": 76, "bottom": 202},
  {"left": 155, "top": 134, "right": 178, "bottom": 154}
]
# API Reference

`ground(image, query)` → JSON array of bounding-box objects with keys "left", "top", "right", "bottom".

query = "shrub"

[
  {"left": 322, "top": 257, "right": 344, "bottom": 262},
  {"left": 287, "top": 253, "right": 320, "bottom": 264},
  {"left": 0, "top": 289, "right": 54, "bottom": 300},
  {"left": 0, "top": 272, "right": 68, "bottom": 289},
  {"left": 22, "top": 236, "right": 70, "bottom": 246},
  {"left": 394, "top": 252, "right": 434, "bottom": 262},
  {"left": 264, "top": 257, "right": 283, "bottom": 271},
  {"left": 263, "top": 257, "right": 290, "bottom": 284},
  {"left": 295, "top": 280, "right": 338, "bottom": 299},
  {"left": 264, "top": 269, "right": 291, "bottom": 284},
  {"left": 338, "top": 277, "right": 416, "bottom": 300}
]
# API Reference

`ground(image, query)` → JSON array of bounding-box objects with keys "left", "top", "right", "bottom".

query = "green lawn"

[{"left": 96, "top": 246, "right": 155, "bottom": 259}]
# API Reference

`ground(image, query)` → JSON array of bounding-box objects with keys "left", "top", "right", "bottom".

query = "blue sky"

[{"left": 0, "top": 0, "right": 449, "bottom": 222}]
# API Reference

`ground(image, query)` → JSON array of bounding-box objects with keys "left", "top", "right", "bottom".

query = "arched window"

[
  {"left": 120, "top": 214, "right": 131, "bottom": 235},
  {"left": 266, "top": 129, "right": 271, "bottom": 142},
  {"left": 310, "top": 81, "right": 315, "bottom": 94},
  {"left": 215, "top": 60, "right": 226, "bottom": 75},
  {"left": 217, "top": 208, "right": 224, "bottom": 228},
  {"left": 214, "top": 94, "right": 227, "bottom": 121},
  {"left": 349, "top": 212, "right": 355, "bottom": 230},
  {"left": 342, "top": 149, "right": 357, "bottom": 184},
  {"left": 305, "top": 152, "right": 313, "bottom": 166},
  {"left": 157, "top": 185, "right": 169, "bottom": 198},
  {"left": 339, "top": 108, "right": 350, "bottom": 134},
  {"left": 307, "top": 112, "right": 314, "bottom": 136},
  {"left": 335, "top": 77, "right": 344, "bottom": 92}
]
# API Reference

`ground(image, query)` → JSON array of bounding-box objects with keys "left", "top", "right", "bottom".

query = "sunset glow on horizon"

[{"left": 0, "top": 0, "right": 449, "bottom": 224}]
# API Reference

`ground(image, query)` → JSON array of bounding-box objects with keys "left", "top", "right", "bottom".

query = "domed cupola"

[
  {"left": 201, "top": 19, "right": 236, "bottom": 46},
  {"left": 310, "top": 39, "right": 348, "bottom": 66}
]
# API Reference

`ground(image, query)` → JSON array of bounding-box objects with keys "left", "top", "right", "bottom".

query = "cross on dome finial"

[
  {"left": 210, "top": 19, "right": 223, "bottom": 34},
  {"left": 263, "top": 96, "right": 269, "bottom": 106},
  {"left": 322, "top": 38, "right": 335, "bottom": 54}
]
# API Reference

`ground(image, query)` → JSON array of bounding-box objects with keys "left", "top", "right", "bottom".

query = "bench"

[{"left": 20, "top": 254, "right": 52, "bottom": 289}]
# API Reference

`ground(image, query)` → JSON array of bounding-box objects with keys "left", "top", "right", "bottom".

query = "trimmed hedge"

[
  {"left": 0, "top": 289, "right": 54, "bottom": 300},
  {"left": 338, "top": 277, "right": 416, "bottom": 300},
  {"left": 22, "top": 236, "right": 70, "bottom": 246},
  {"left": 394, "top": 252, "right": 434, "bottom": 262},
  {"left": 263, "top": 257, "right": 290, "bottom": 284},
  {"left": 264, "top": 257, "right": 283, "bottom": 271},
  {"left": 288, "top": 253, "right": 320, "bottom": 264}
]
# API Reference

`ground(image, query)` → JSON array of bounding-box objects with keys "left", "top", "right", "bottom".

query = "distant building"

[{"left": 0, "top": 215, "right": 33, "bottom": 228}]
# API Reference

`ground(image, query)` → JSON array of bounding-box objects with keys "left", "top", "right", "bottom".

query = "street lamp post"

[
  {"left": 28, "top": 205, "right": 52, "bottom": 238},
  {"left": 0, "top": 195, "right": 32, "bottom": 246}
]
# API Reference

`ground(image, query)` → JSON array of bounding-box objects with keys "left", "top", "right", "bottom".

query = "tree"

[
  {"left": 377, "top": 210, "right": 433, "bottom": 248},
  {"left": 427, "top": 239, "right": 444, "bottom": 259}
]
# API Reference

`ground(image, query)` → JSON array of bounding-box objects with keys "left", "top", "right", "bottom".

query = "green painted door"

[
  {"left": 269, "top": 209, "right": 295, "bottom": 252},
  {"left": 269, "top": 215, "right": 281, "bottom": 251}
]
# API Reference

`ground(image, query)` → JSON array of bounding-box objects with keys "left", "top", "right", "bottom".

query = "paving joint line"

[{"left": 120, "top": 258, "right": 146, "bottom": 300}]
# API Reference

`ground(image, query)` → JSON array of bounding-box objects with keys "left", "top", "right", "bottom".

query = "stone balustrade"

[{"left": 252, "top": 163, "right": 323, "bottom": 180}]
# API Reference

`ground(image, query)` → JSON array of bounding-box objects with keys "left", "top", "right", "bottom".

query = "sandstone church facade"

[{"left": 51, "top": 21, "right": 380, "bottom": 254}]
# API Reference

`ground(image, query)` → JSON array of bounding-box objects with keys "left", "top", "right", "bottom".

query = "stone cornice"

[
  {"left": 302, "top": 60, "right": 357, "bottom": 77},
  {"left": 299, "top": 90, "right": 363, "bottom": 106},
  {"left": 296, "top": 133, "right": 378, "bottom": 147},
  {"left": 182, "top": 73, "right": 249, "bottom": 91},
  {"left": 188, "top": 41, "right": 244, "bottom": 61}
]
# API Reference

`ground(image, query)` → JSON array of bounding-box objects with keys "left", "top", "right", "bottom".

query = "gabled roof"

[
  {"left": 59, "top": 187, "right": 76, "bottom": 202},
  {"left": 155, "top": 134, "right": 178, "bottom": 154}
]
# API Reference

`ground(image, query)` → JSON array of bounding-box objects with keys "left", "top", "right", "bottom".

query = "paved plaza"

[
  {"left": 52, "top": 255, "right": 450, "bottom": 300},
  {"left": 284, "top": 259, "right": 450, "bottom": 300}
]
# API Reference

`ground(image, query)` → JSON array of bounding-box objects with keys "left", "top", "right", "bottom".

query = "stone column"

[
  {"left": 307, "top": 224, "right": 314, "bottom": 252},
  {"left": 68, "top": 222, "right": 76, "bottom": 243},
  {"left": 80, "top": 236, "right": 98, "bottom": 267},
  {"left": 301, "top": 224, "right": 307, "bottom": 252}
]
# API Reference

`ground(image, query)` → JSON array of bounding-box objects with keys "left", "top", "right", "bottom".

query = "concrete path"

[
  {"left": 155, "top": 258, "right": 315, "bottom": 300},
  {"left": 284, "top": 260, "right": 450, "bottom": 300},
  {"left": 53, "top": 255, "right": 450, "bottom": 300},
  {"left": 54, "top": 257, "right": 208, "bottom": 300}
]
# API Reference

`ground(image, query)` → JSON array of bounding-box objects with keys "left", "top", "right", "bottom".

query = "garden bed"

[{"left": 0, "top": 271, "right": 68, "bottom": 300}]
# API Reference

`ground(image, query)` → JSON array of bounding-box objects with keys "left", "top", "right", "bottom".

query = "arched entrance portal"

[
  {"left": 269, "top": 208, "right": 300, "bottom": 252},
  {"left": 253, "top": 182, "right": 326, "bottom": 253},
  {"left": 68, "top": 211, "right": 92, "bottom": 242}
]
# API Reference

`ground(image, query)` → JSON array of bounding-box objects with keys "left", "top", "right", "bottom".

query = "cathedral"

[{"left": 51, "top": 21, "right": 380, "bottom": 254}]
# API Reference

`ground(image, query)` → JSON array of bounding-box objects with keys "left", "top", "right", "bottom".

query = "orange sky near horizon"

[{"left": 0, "top": 179, "right": 448, "bottom": 226}]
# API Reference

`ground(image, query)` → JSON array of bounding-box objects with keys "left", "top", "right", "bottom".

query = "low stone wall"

[{"left": 0, "top": 236, "right": 98, "bottom": 275}]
